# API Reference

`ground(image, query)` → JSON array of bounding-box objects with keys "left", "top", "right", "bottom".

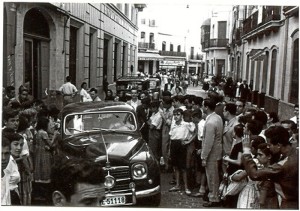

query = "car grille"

[{"left": 104, "top": 166, "right": 131, "bottom": 192}]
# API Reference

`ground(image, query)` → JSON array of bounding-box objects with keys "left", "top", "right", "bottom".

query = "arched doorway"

[{"left": 23, "top": 8, "right": 50, "bottom": 99}]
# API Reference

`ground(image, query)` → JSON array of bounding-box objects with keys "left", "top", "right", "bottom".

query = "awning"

[{"left": 138, "top": 52, "right": 164, "bottom": 61}]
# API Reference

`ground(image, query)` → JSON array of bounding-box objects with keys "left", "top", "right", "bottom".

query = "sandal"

[{"left": 169, "top": 186, "right": 180, "bottom": 192}]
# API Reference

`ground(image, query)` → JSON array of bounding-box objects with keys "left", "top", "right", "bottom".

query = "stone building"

[
  {"left": 229, "top": 5, "right": 298, "bottom": 118},
  {"left": 3, "top": 2, "right": 145, "bottom": 107}
]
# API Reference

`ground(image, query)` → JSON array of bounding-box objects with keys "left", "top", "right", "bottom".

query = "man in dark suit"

[
  {"left": 136, "top": 97, "right": 152, "bottom": 143},
  {"left": 164, "top": 78, "right": 174, "bottom": 92},
  {"left": 239, "top": 80, "right": 249, "bottom": 101}
]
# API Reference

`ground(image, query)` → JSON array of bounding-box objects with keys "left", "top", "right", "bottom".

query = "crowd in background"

[{"left": 1, "top": 71, "right": 299, "bottom": 208}]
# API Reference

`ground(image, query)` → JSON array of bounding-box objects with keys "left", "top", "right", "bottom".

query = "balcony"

[
  {"left": 261, "top": 6, "right": 281, "bottom": 25},
  {"left": 283, "top": 6, "right": 299, "bottom": 17},
  {"left": 159, "top": 50, "right": 186, "bottom": 57},
  {"left": 243, "top": 11, "right": 258, "bottom": 35},
  {"left": 138, "top": 42, "right": 155, "bottom": 50},
  {"left": 209, "top": 39, "right": 229, "bottom": 48},
  {"left": 242, "top": 7, "right": 282, "bottom": 41}
]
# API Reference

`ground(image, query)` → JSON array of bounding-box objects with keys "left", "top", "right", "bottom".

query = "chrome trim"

[{"left": 135, "top": 185, "right": 161, "bottom": 198}]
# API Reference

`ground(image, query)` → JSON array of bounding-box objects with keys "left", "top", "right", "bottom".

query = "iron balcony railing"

[
  {"left": 138, "top": 42, "right": 155, "bottom": 50},
  {"left": 242, "top": 7, "right": 281, "bottom": 35},
  {"left": 159, "top": 50, "right": 186, "bottom": 57},
  {"left": 209, "top": 39, "right": 229, "bottom": 48}
]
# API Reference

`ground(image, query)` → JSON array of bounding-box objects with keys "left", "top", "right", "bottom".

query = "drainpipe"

[{"left": 281, "top": 16, "right": 288, "bottom": 101}]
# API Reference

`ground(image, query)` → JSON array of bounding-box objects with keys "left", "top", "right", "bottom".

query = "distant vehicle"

[
  {"left": 58, "top": 101, "right": 161, "bottom": 207},
  {"left": 116, "top": 75, "right": 150, "bottom": 99}
]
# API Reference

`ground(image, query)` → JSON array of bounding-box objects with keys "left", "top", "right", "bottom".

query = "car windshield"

[{"left": 63, "top": 111, "right": 137, "bottom": 135}]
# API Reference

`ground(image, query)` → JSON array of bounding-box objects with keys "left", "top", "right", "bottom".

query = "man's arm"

[
  {"left": 242, "top": 153, "right": 282, "bottom": 181},
  {"left": 201, "top": 122, "right": 215, "bottom": 160}
]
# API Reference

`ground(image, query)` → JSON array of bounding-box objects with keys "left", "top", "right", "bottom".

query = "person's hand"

[
  {"left": 242, "top": 134, "right": 251, "bottom": 149},
  {"left": 202, "top": 159, "right": 207, "bottom": 167},
  {"left": 196, "top": 149, "right": 202, "bottom": 155},
  {"left": 223, "top": 155, "right": 229, "bottom": 162}
]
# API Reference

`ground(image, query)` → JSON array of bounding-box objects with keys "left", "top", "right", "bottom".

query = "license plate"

[{"left": 101, "top": 195, "right": 126, "bottom": 206}]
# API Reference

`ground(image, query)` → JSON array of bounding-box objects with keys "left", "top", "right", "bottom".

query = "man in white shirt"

[
  {"left": 59, "top": 76, "right": 78, "bottom": 106},
  {"left": 168, "top": 108, "right": 195, "bottom": 195},
  {"left": 126, "top": 89, "right": 141, "bottom": 111},
  {"left": 89, "top": 88, "right": 102, "bottom": 102}
]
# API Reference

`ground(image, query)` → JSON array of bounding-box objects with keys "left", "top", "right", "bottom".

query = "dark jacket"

[{"left": 242, "top": 147, "right": 298, "bottom": 209}]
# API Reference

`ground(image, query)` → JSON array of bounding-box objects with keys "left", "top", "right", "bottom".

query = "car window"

[{"left": 64, "top": 112, "right": 137, "bottom": 135}]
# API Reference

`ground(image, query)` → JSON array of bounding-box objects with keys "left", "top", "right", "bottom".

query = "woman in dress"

[
  {"left": 33, "top": 116, "right": 59, "bottom": 204},
  {"left": 79, "top": 82, "right": 92, "bottom": 102},
  {"left": 236, "top": 135, "right": 263, "bottom": 208},
  {"left": 222, "top": 124, "right": 244, "bottom": 208}
]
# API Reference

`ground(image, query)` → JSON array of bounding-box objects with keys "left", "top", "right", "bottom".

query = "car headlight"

[
  {"left": 104, "top": 174, "right": 115, "bottom": 189},
  {"left": 132, "top": 163, "right": 148, "bottom": 180}
]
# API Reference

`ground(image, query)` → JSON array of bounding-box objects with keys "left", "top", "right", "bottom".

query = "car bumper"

[{"left": 136, "top": 185, "right": 161, "bottom": 198}]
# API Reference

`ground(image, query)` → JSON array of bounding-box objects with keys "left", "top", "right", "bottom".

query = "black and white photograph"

[{"left": 1, "top": 0, "right": 299, "bottom": 209}]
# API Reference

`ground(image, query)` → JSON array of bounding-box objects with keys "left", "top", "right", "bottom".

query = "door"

[
  {"left": 40, "top": 41, "right": 49, "bottom": 99},
  {"left": 24, "top": 38, "right": 50, "bottom": 99}
]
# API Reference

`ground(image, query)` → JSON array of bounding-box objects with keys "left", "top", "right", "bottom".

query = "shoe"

[
  {"left": 202, "top": 194, "right": 209, "bottom": 202},
  {"left": 185, "top": 189, "right": 191, "bottom": 195},
  {"left": 169, "top": 180, "right": 176, "bottom": 185},
  {"left": 191, "top": 192, "right": 203, "bottom": 197},
  {"left": 168, "top": 186, "right": 180, "bottom": 192},
  {"left": 203, "top": 201, "right": 221, "bottom": 207}
]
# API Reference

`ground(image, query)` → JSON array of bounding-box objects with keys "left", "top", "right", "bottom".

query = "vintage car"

[
  {"left": 58, "top": 101, "right": 161, "bottom": 206},
  {"left": 116, "top": 75, "right": 150, "bottom": 99}
]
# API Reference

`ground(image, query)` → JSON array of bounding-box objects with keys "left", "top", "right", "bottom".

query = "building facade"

[
  {"left": 201, "top": 7, "right": 232, "bottom": 78},
  {"left": 229, "top": 5, "right": 298, "bottom": 118},
  {"left": 137, "top": 6, "right": 203, "bottom": 77},
  {"left": 3, "top": 2, "right": 145, "bottom": 107}
]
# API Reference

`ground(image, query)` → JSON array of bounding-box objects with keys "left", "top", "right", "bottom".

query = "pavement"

[{"left": 159, "top": 171, "right": 205, "bottom": 208}]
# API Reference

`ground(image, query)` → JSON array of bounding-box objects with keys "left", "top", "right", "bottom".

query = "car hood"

[{"left": 60, "top": 131, "right": 143, "bottom": 165}]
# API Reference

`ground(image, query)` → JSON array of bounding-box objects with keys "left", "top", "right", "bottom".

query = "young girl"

[
  {"left": 256, "top": 143, "right": 279, "bottom": 208},
  {"left": 33, "top": 116, "right": 59, "bottom": 204},
  {"left": 2, "top": 129, "right": 24, "bottom": 205}
]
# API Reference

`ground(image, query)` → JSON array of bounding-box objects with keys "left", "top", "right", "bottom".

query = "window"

[
  {"left": 177, "top": 45, "right": 181, "bottom": 52},
  {"left": 162, "top": 41, "right": 166, "bottom": 51},
  {"left": 141, "top": 32, "right": 145, "bottom": 39},
  {"left": 190, "top": 47, "right": 194, "bottom": 59},
  {"left": 141, "top": 18, "right": 145, "bottom": 24},
  {"left": 290, "top": 39, "right": 299, "bottom": 103},
  {"left": 269, "top": 49, "right": 277, "bottom": 96},
  {"left": 170, "top": 44, "right": 173, "bottom": 52}
]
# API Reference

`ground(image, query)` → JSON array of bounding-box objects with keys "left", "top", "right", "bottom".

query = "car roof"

[
  {"left": 61, "top": 101, "right": 135, "bottom": 116},
  {"left": 117, "top": 75, "right": 149, "bottom": 82}
]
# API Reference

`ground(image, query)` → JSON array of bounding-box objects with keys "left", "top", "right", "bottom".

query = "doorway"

[{"left": 24, "top": 8, "right": 50, "bottom": 99}]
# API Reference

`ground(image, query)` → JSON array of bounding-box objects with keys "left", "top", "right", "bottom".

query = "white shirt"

[
  {"left": 169, "top": 120, "right": 194, "bottom": 141},
  {"left": 5, "top": 156, "right": 20, "bottom": 192},
  {"left": 59, "top": 82, "right": 78, "bottom": 95},
  {"left": 197, "top": 119, "right": 206, "bottom": 141},
  {"left": 80, "top": 88, "right": 92, "bottom": 102},
  {"left": 150, "top": 111, "right": 163, "bottom": 130}
]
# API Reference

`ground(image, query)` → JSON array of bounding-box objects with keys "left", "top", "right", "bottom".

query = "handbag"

[
  {"left": 225, "top": 169, "right": 247, "bottom": 196},
  {"left": 218, "top": 172, "right": 228, "bottom": 200}
]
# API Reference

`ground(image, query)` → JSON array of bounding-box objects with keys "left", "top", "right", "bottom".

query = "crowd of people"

[
  {"left": 1, "top": 72, "right": 299, "bottom": 208},
  {"left": 128, "top": 73, "right": 299, "bottom": 209}
]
